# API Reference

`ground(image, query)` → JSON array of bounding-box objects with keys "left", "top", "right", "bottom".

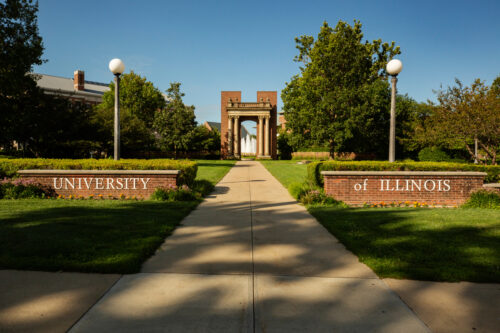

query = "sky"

[{"left": 34, "top": 0, "right": 499, "bottom": 134}]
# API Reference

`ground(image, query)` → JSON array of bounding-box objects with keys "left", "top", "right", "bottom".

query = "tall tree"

[
  {"left": 0, "top": 0, "right": 44, "bottom": 146},
  {"left": 418, "top": 77, "right": 500, "bottom": 164},
  {"left": 94, "top": 71, "right": 166, "bottom": 155},
  {"left": 282, "top": 21, "right": 401, "bottom": 158},
  {"left": 154, "top": 82, "right": 196, "bottom": 156},
  {"left": 99, "top": 71, "right": 166, "bottom": 127}
]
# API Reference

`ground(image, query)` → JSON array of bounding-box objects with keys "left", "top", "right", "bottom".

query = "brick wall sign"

[
  {"left": 321, "top": 171, "right": 487, "bottom": 206},
  {"left": 18, "top": 170, "right": 180, "bottom": 199}
]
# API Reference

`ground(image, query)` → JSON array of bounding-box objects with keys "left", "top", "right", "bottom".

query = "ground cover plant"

[
  {"left": 261, "top": 160, "right": 500, "bottom": 282},
  {"left": 0, "top": 159, "right": 235, "bottom": 273}
]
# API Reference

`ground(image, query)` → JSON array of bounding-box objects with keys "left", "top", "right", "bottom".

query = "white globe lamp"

[
  {"left": 109, "top": 58, "right": 125, "bottom": 160},
  {"left": 386, "top": 59, "right": 403, "bottom": 162},
  {"left": 109, "top": 58, "right": 125, "bottom": 75}
]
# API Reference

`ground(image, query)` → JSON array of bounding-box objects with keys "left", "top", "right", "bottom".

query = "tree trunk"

[
  {"left": 464, "top": 143, "right": 475, "bottom": 161},
  {"left": 478, "top": 140, "right": 497, "bottom": 165},
  {"left": 329, "top": 139, "right": 335, "bottom": 160}
]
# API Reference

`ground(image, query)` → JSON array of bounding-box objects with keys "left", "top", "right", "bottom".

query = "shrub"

[
  {"left": 418, "top": 147, "right": 451, "bottom": 162},
  {"left": 462, "top": 190, "right": 500, "bottom": 209},
  {"left": 300, "top": 189, "right": 347, "bottom": 206},
  {"left": 191, "top": 179, "right": 214, "bottom": 197},
  {"left": 150, "top": 185, "right": 197, "bottom": 202},
  {"left": 307, "top": 160, "right": 500, "bottom": 187},
  {"left": 0, "top": 158, "right": 197, "bottom": 186},
  {"left": 0, "top": 178, "right": 55, "bottom": 199},
  {"left": 288, "top": 182, "right": 309, "bottom": 200}
]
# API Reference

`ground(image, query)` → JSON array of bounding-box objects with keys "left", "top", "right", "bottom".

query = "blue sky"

[{"left": 34, "top": 0, "right": 499, "bottom": 132}]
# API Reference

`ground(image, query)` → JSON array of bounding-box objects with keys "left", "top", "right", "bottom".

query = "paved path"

[{"left": 70, "top": 161, "right": 429, "bottom": 332}]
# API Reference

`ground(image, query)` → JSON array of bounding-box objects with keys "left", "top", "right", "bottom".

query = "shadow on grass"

[
  {"left": 0, "top": 200, "right": 199, "bottom": 274},
  {"left": 307, "top": 206, "right": 500, "bottom": 282}
]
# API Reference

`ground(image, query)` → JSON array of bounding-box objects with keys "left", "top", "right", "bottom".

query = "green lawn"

[
  {"left": 195, "top": 159, "right": 236, "bottom": 184},
  {"left": 260, "top": 160, "right": 308, "bottom": 188},
  {"left": 261, "top": 160, "right": 500, "bottom": 282},
  {"left": 0, "top": 159, "right": 235, "bottom": 273}
]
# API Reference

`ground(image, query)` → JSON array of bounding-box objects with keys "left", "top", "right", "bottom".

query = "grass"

[
  {"left": 259, "top": 160, "right": 308, "bottom": 188},
  {"left": 194, "top": 159, "right": 236, "bottom": 184},
  {"left": 261, "top": 160, "right": 500, "bottom": 282},
  {"left": 0, "top": 159, "right": 235, "bottom": 273},
  {"left": 309, "top": 207, "right": 500, "bottom": 282}
]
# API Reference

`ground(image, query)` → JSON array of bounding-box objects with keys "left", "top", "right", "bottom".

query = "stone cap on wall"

[
  {"left": 320, "top": 171, "right": 487, "bottom": 176},
  {"left": 18, "top": 169, "right": 180, "bottom": 175},
  {"left": 483, "top": 183, "right": 500, "bottom": 188}
]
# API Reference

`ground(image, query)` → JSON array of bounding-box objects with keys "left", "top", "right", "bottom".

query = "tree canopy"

[
  {"left": 153, "top": 82, "right": 197, "bottom": 156},
  {"left": 0, "top": 0, "right": 44, "bottom": 146},
  {"left": 282, "top": 20, "right": 401, "bottom": 158},
  {"left": 414, "top": 77, "right": 500, "bottom": 164}
]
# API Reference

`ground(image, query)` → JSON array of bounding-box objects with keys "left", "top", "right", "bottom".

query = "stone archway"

[{"left": 220, "top": 91, "right": 277, "bottom": 159}]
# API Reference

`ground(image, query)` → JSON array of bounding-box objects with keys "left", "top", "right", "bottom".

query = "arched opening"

[{"left": 240, "top": 120, "right": 257, "bottom": 156}]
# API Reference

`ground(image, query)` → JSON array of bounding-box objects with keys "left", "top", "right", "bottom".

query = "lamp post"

[
  {"left": 386, "top": 59, "right": 403, "bottom": 162},
  {"left": 108, "top": 58, "right": 125, "bottom": 160}
]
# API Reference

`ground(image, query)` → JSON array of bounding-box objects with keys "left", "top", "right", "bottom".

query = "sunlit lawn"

[
  {"left": 261, "top": 160, "right": 500, "bottom": 282},
  {"left": 0, "top": 159, "right": 235, "bottom": 273},
  {"left": 260, "top": 160, "right": 308, "bottom": 188}
]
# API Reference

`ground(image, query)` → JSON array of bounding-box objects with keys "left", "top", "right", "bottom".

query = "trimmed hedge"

[
  {"left": 0, "top": 158, "right": 197, "bottom": 186},
  {"left": 307, "top": 161, "right": 500, "bottom": 187}
]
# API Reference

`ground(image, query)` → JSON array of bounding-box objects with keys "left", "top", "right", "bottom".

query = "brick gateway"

[
  {"left": 321, "top": 171, "right": 487, "bottom": 206},
  {"left": 18, "top": 170, "right": 180, "bottom": 199}
]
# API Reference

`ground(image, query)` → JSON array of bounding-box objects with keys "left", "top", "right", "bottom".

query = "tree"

[
  {"left": 282, "top": 21, "right": 401, "bottom": 158},
  {"left": 0, "top": 0, "right": 44, "bottom": 146},
  {"left": 99, "top": 71, "right": 166, "bottom": 127},
  {"left": 154, "top": 82, "right": 196, "bottom": 156},
  {"left": 189, "top": 125, "right": 220, "bottom": 152},
  {"left": 417, "top": 77, "right": 500, "bottom": 164},
  {"left": 94, "top": 71, "right": 165, "bottom": 155}
]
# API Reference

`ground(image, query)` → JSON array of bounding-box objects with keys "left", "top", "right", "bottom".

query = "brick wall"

[
  {"left": 18, "top": 170, "right": 179, "bottom": 199},
  {"left": 322, "top": 171, "right": 487, "bottom": 206},
  {"left": 220, "top": 91, "right": 241, "bottom": 159}
]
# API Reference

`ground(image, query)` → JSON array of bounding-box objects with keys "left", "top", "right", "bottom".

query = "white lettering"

[
  {"left": 443, "top": 179, "right": 451, "bottom": 191},
  {"left": 53, "top": 178, "right": 63, "bottom": 190},
  {"left": 96, "top": 178, "right": 104, "bottom": 190},
  {"left": 64, "top": 178, "right": 75, "bottom": 190},
  {"left": 124, "top": 178, "right": 129, "bottom": 189},
  {"left": 405, "top": 179, "right": 410, "bottom": 191},
  {"left": 354, "top": 183, "right": 362, "bottom": 191},
  {"left": 380, "top": 179, "right": 387, "bottom": 191},
  {"left": 131, "top": 178, "right": 138, "bottom": 189},
  {"left": 395, "top": 179, "right": 404, "bottom": 191},
  {"left": 141, "top": 178, "right": 151, "bottom": 189},
  {"left": 424, "top": 180, "right": 436, "bottom": 191},
  {"left": 115, "top": 178, "right": 123, "bottom": 190},
  {"left": 106, "top": 178, "right": 115, "bottom": 190},
  {"left": 77, "top": 178, "right": 82, "bottom": 189},
  {"left": 363, "top": 179, "right": 368, "bottom": 191},
  {"left": 83, "top": 178, "right": 94, "bottom": 189},
  {"left": 411, "top": 180, "right": 421, "bottom": 191}
]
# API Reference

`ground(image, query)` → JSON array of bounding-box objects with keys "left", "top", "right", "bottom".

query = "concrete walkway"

[
  {"left": 69, "top": 161, "right": 429, "bottom": 332},
  {"left": 3, "top": 161, "right": 497, "bottom": 332}
]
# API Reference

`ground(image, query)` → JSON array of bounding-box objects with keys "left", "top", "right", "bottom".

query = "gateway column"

[
  {"left": 258, "top": 116, "right": 264, "bottom": 157},
  {"left": 228, "top": 116, "right": 233, "bottom": 156},
  {"left": 234, "top": 116, "right": 240, "bottom": 158},
  {"left": 264, "top": 115, "right": 270, "bottom": 157}
]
